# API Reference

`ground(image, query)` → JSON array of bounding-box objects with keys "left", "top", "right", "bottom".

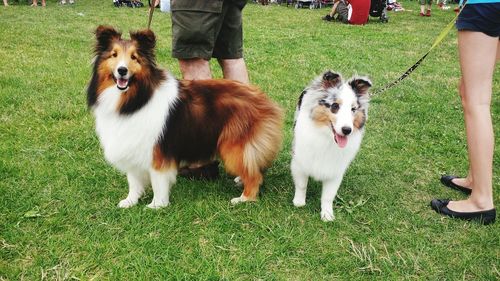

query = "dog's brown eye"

[
  {"left": 351, "top": 107, "right": 357, "bottom": 112},
  {"left": 112, "top": 52, "right": 117, "bottom": 58},
  {"left": 131, "top": 55, "right": 137, "bottom": 60},
  {"left": 331, "top": 103, "right": 339, "bottom": 111}
]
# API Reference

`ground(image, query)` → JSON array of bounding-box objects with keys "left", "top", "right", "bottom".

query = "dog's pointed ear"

[
  {"left": 349, "top": 76, "right": 372, "bottom": 97},
  {"left": 130, "top": 29, "right": 156, "bottom": 53},
  {"left": 95, "top": 25, "right": 121, "bottom": 53},
  {"left": 322, "top": 70, "right": 342, "bottom": 89}
]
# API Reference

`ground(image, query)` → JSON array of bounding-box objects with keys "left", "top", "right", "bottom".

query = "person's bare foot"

[
  {"left": 450, "top": 177, "right": 471, "bottom": 189},
  {"left": 447, "top": 198, "right": 494, "bottom": 213},
  {"left": 440, "top": 175, "right": 472, "bottom": 194}
]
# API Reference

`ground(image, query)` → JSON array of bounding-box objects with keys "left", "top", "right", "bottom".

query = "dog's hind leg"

[
  {"left": 219, "top": 141, "right": 263, "bottom": 204},
  {"left": 231, "top": 172, "right": 263, "bottom": 204}
]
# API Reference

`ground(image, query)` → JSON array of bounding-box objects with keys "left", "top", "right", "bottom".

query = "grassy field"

[{"left": 1, "top": 0, "right": 499, "bottom": 280}]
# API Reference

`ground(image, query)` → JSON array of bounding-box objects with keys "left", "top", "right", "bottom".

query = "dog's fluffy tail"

[
  {"left": 218, "top": 88, "right": 283, "bottom": 178},
  {"left": 243, "top": 102, "right": 283, "bottom": 176},
  {"left": 217, "top": 86, "right": 283, "bottom": 201}
]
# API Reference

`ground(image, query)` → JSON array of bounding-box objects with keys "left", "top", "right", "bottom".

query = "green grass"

[{"left": 1, "top": 1, "right": 499, "bottom": 280}]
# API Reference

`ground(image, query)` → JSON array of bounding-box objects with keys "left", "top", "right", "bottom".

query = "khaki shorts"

[
  {"left": 336, "top": 1, "right": 349, "bottom": 23},
  {"left": 171, "top": 0, "right": 246, "bottom": 60}
]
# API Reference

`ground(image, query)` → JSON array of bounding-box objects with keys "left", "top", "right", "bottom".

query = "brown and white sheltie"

[
  {"left": 87, "top": 26, "right": 283, "bottom": 208},
  {"left": 291, "top": 71, "right": 371, "bottom": 221}
]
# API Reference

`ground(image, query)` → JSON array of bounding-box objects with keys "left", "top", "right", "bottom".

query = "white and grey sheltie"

[{"left": 291, "top": 71, "right": 371, "bottom": 221}]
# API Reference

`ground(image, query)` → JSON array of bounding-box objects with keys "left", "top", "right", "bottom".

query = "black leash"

[
  {"left": 371, "top": 52, "right": 430, "bottom": 96},
  {"left": 371, "top": 4, "right": 465, "bottom": 96}
]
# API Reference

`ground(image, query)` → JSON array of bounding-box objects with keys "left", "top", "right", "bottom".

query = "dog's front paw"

[
  {"left": 146, "top": 199, "right": 170, "bottom": 209},
  {"left": 320, "top": 210, "right": 335, "bottom": 222},
  {"left": 118, "top": 198, "right": 138, "bottom": 208},
  {"left": 292, "top": 197, "right": 306, "bottom": 207}
]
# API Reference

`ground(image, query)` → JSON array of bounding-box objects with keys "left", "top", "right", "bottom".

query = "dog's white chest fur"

[
  {"left": 92, "top": 75, "right": 178, "bottom": 173},
  {"left": 293, "top": 112, "right": 364, "bottom": 181}
]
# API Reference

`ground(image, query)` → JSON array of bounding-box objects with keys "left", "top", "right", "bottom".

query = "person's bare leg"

[
  {"left": 447, "top": 31, "right": 498, "bottom": 212},
  {"left": 329, "top": 2, "right": 338, "bottom": 17},
  {"left": 218, "top": 58, "right": 249, "bottom": 85},
  {"left": 179, "top": 58, "right": 212, "bottom": 80},
  {"left": 177, "top": 58, "right": 214, "bottom": 170},
  {"left": 450, "top": 79, "right": 473, "bottom": 189}
]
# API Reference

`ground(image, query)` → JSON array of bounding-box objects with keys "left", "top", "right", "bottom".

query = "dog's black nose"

[
  {"left": 117, "top": 67, "right": 128, "bottom": 76},
  {"left": 342, "top": 126, "right": 352, "bottom": 135}
]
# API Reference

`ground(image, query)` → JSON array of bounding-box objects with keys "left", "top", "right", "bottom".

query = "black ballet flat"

[
  {"left": 440, "top": 175, "right": 472, "bottom": 195},
  {"left": 430, "top": 199, "right": 496, "bottom": 225}
]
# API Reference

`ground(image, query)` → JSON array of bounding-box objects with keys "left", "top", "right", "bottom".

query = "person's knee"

[
  {"left": 218, "top": 58, "right": 249, "bottom": 84},
  {"left": 218, "top": 58, "right": 245, "bottom": 68},
  {"left": 179, "top": 58, "right": 211, "bottom": 80}
]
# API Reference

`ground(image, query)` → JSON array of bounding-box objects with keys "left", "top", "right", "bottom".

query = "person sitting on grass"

[
  {"left": 419, "top": 0, "right": 432, "bottom": 16},
  {"left": 31, "top": 0, "right": 46, "bottom": 6},
  {"left": 322, "top": 0, "right": 349, "bottom": 23},
  {"left": 322, "top": 0, "right": 370, "bottom": 25}
]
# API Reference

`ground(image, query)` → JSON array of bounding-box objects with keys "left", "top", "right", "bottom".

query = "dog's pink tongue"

[
  {"left": 117, "top": 79, "right": 128, "bottom": 88},
  {"left": 335, "top": 133, "right": 348, "bottom": 148}
]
